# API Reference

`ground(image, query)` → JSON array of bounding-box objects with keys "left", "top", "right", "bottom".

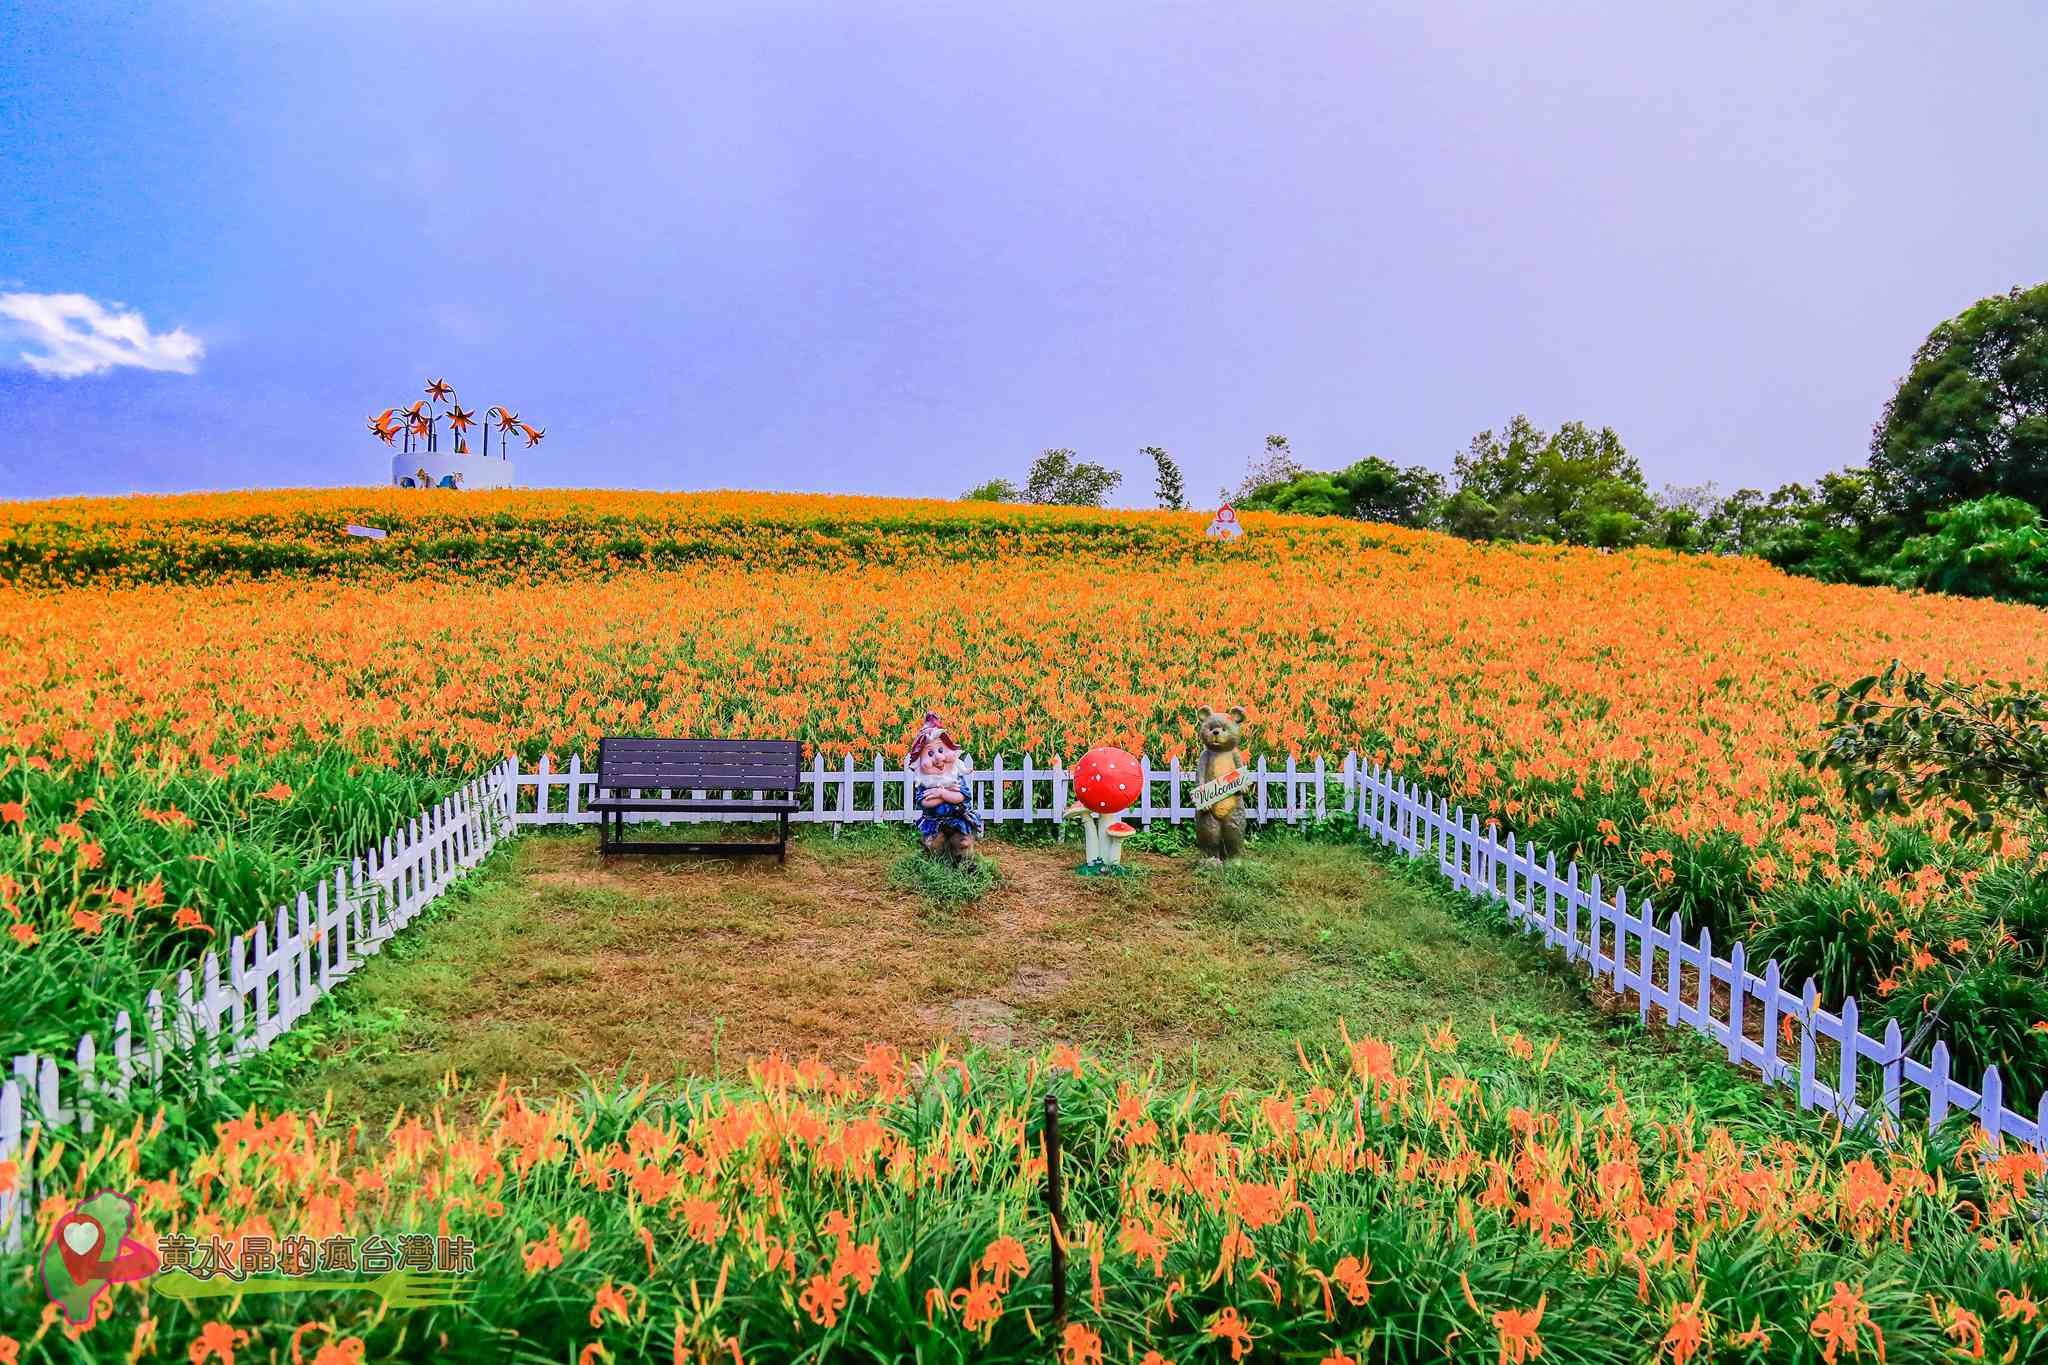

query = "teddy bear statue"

[
  {"left": 1193, "top": 705, "right": 1250, "bottom": 863},
  {"left": 908, "top": 711, "right": 982, "bottom": 864}
]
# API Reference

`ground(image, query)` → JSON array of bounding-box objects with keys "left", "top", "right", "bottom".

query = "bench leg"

[{"left": 778, "top": 810, "right": 789, "bottom": 865}]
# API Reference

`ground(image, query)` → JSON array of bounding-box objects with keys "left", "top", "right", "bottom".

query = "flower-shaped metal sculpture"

[{"left": 370, "top": 377, "right": 544, "bottom": 468}]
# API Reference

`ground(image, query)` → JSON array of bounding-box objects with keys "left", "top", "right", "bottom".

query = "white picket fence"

[
  {"left": 1347, "top": 763, "right": 2048, "bottom": 1151},
  {"left": 6, "top": 744, "right": 2039, "bottom": 1254},
  {"left": 512, "top": 749, "right": 2048, "bottom": 1150},
  {"left": 0, "top": 760, "right": 518, "bottom": 1252},
  {"left": 511, "top": 750, "right": 1351, "bottom": 829}
]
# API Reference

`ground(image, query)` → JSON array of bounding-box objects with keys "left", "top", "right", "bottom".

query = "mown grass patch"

[
  {"left": 887, "top": 846, "right": 1002, "bottom": 909},
  {"left": 256, "top": 825, "right": 1799, "bottom": 1140}
]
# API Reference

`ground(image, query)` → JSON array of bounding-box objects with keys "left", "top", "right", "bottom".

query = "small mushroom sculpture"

[{"left": 1067, "top": 745, "right": 1143, "bottom": 868}]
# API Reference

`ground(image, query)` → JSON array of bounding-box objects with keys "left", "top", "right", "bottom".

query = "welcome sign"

[{"left": 1190, "top": 767, "right": 1252, "bottom": 811}]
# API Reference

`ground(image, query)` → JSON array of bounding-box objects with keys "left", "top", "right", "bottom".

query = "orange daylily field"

[
  {"left": 5, "top": 492, "right": 2047, "bottom": 1067},
  {"left": 3, "top": 489, "right": 2048, "bottom": 1362}
]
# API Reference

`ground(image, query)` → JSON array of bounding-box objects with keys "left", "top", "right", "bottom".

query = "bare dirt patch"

[
  {"left": 312, "top": 830, "right": 1217, "bottom": 1103},
  {"left": 285, "top": 827, "right": 1774, "bottom": 1126}
]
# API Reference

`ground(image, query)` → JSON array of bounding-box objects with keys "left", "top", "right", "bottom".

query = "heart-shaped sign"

[
  {"left": 55, "top": 1212, "right": 110, "bottom": 1285},
  {"left": 44, "top": 1193, "right": 160, "bottom": 1328}
]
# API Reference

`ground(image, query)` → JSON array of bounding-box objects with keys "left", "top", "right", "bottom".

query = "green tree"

[
  {"left": 1652, "top": 482, "right": 1724, "bottom": 551},
  {"left": 1810, "top": 661, "right": 2048, "bottom": 848},
  {"left": 1144, "top": 446, "right": 1187, "bottom": 511},
  {"left": 1446, "top": 416, "right": 1657, "bottom": 546},
  {"left": 1885, "top": 495, "right": 2048, "bottom": 604},
  {"left": 961, "top": 478, "right": 1017, "bottom": 502},
  {"left": 1434, "top": 487, "right": 1503, "bottom": 541},
  {"left": 1250, "top": 473, "right": 1349, "bottom": 517},
  {"left": 1697, "top": 486, "right": 1808, "bottom": 557},
  {"left": 1022, "top": 449, "right": 1123, "bottom": 507},
  {"left": 1236, "top": 434, "right": 1305, "bottom": 502},
  {"left": 1238, "top": 456, "right": 1443, "bottom": 526},
  {"left": 1750, "top": 470, "right": 1890, "bottom": 583},
  {"left": 1341, "top": 457, "right": 1444, "bottom": 526},
  {"left": 1871, "top": 282, "right": 2048, "bottom": 525}
]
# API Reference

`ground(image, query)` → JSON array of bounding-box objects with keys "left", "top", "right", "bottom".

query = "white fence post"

[
  {"left": 0, "top": 1077, "right": 21, "bottom": 1252},
  {"left": 1981, "top": 1066, "right": 2005, "bottom": 1151}
]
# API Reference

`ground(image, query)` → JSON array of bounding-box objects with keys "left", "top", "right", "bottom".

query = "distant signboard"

[
  {"left": 1205, "top": 505, "right": 1243, "bottom": 540},
  {"left": 344, "top": 524, "right": 388, "bottom": 541}
]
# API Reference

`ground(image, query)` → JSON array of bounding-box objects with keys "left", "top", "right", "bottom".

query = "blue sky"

[{"left": 2, "top": 2, "right": 2043, "bottom": 505}]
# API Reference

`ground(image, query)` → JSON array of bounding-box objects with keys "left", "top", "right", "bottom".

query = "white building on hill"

[{"left": 392, "top": 449, "right": 516, "bottom": 489}]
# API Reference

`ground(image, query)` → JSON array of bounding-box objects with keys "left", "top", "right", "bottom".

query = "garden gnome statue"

[
  {"left": 1193, "top": 706, "right": 1250, "bottom": 862},
  {"left": 909, "top": 712, "right": 982, "bottom": 864}
]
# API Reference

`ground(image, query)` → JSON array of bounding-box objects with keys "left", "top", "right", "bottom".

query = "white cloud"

[{"left": 0, "top": 292, "right": 204, "bottom": 378}]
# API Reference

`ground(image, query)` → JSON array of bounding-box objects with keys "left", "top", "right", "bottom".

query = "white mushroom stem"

[{"left": 1069, "top": 807, "right": 1134, "bottom": 867}]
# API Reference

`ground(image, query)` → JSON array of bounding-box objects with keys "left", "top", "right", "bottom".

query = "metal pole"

[{"left": 1044, "top": 1090, "right": 1066, "bottom": 1325}]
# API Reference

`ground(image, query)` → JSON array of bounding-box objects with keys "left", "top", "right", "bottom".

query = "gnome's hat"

[{"left": 907, "top": 711, "right": 958, "bottom": 766}]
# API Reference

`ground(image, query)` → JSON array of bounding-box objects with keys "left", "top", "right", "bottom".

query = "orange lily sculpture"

[{"left": 372, "top": 378, "right": 543, "bottom": 464}]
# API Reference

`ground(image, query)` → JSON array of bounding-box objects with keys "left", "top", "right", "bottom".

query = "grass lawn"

[{"left": 246, "top": 822, "right": 1802, "bottom": 1132}]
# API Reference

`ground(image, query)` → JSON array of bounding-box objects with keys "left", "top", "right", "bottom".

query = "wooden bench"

[{"left": 591, "top": 737, "right": 804, "bottom": 861}]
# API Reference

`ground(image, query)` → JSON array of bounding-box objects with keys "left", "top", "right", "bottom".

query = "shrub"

[
  {"left": 1977, "top": 861, "right": 2048, "bottom": 962},
  {"left": 888, "top": 849, "right": 1000, "bottom": 907},
  {"left": 1523, "top": 783, "right": 1649, "bottom": 880},
  {"left": 1627, "top": 830, "right": 1753, "bottom": 942},
  {"left": 1747, "top": 877, "right": 1902, "bottom": 1004},
  {"left": 1902, "top": 957, "right": 2048, "bottom": 1102}
]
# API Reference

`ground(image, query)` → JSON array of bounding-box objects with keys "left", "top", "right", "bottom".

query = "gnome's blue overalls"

[{"left": 908, "top": 711, "right": 981, "bottom": 861}]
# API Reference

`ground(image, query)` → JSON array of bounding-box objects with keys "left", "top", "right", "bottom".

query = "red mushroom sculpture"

[{"left": 1068, "top": 746, "right": 1143, "bottom": 867}]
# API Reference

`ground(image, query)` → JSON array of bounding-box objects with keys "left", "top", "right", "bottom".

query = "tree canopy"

[
  {"left": 1021, "top": 449, "right": 1123, "bottom": 507},
  {"left": 1809, "top": 661, "right": 2048, "bottom": 849},
  {"left": 1238, "top": 456, "right": 1443, "bottom": 526},
  {"left": 1145, "top": 446, "right": 1187, "bottom": 511},
  {"left": 960, "top": 478, "right": 1017, "bottom": 503},
  {"left": 1885, "top": 495, "right": 2048, "bottom": 604},
  {"left": 1443, "top": 416, "right": 1657, "bottom": 547},
  {"left": 1871, "top": 283, "right": 2048, "bottom": 526}
]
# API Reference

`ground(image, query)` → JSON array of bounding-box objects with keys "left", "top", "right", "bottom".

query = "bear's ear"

[
  {"left": 1228, "top": 706, "right": 1246, "bottom": 724},
  {"left": 1198, "top": 706, "right": 1214, "bottom": 721}
]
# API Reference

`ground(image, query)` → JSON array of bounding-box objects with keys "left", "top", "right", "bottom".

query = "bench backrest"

[{"left": 597, "top": 737, "right": 803, "bottom": 793}]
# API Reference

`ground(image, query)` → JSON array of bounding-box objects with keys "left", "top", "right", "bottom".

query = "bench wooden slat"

[
  {"left": 595, "top": 736, "right": 803, "bottom": 862},
  {"left": 588, "top": 798, "right": 801, "bottom": 814},
  {"left": 598, "top": 769, "right": 790, "bottom": 777},
  {"left": 599, "top": 736, "right": 801, "bottom": 791}
]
